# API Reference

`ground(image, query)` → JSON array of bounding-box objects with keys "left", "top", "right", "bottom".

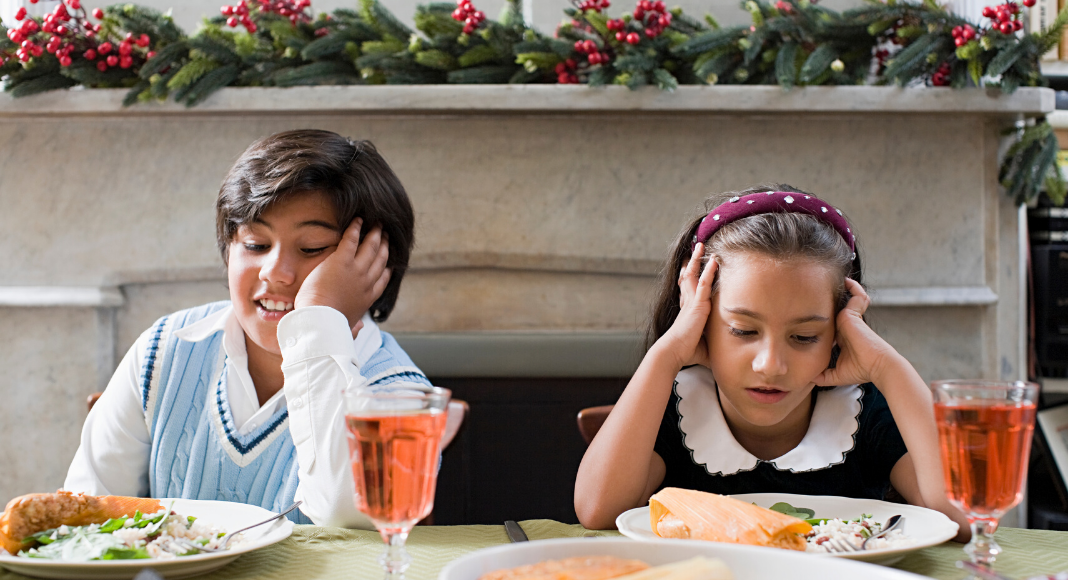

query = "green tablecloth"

[{"left": 3, "top": 521, "right": 1068, "bottom": 580}]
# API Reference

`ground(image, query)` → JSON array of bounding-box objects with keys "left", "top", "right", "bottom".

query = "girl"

[
  {"left": 64, "top": 130, "right": 431, "bottom": 529},
  {"left": 574, "top": 185, "right": 969, "bottom": 540}
]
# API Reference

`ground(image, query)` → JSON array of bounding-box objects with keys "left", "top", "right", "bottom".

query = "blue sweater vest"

[{"left": 139, "top": 301, "right": 430, "bottom": 524}]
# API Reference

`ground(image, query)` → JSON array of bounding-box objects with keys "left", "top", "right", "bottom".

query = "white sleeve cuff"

[{"left": 278, "top": 306, "right": 357, "bottom": 366}]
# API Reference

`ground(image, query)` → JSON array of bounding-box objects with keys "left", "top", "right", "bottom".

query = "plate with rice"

[
  {"left": 0, "top": 498, "right": 294, "bottom": 579},
  {"left": 616, "top": 492, "right": 959, "bottom": 565}
]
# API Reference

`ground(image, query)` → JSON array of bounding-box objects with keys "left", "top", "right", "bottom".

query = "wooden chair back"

[{"left": 576, "top": 404, "right": 614, "bottom": 445}]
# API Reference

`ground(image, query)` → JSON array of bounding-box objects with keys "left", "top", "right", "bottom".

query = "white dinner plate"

[
  {"left": 438, "top": 537, "right": 931, "bottom": 580},
  {"left": 0, "top": 498, "right": 294, "bottom": 580},
  {"left": 615, "top": 492, "right": 959, "bottom": 565}
]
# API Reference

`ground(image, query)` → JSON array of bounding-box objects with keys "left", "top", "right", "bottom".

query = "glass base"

[
  {"left": 964, "top": 519, "right": 1002, "bottom": 569},
  {"left": 378, "top": 529, "right": 412, "bottom": 580}
]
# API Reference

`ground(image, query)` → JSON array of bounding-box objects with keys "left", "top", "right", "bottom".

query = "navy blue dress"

[{"left": 654, "top": 381, "right": 908, "bottom": 500}]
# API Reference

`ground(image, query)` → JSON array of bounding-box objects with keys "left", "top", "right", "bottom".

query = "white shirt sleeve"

[
  {"left": 278, "top": 306, "right": 374, "bottom": 529},
  {"left": 64, "top": 330, "right": 153, "bottom": 497}
]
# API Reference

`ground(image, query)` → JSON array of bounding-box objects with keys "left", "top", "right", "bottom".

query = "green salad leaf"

[{"left": 768, "top": 502, "right": 816, "bottom": 520}]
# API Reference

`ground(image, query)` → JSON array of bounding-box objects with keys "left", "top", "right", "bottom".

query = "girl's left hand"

[{"left": 814, "top": 278, "right": 899, "bottom": 388}]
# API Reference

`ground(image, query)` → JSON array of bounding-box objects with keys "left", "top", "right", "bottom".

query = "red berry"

[
  {"left": 227, "top": 16, "right": 239, "bottom": 27},
  {"left": 147, "top": 50, "right": 156, "bottom": 58},
  {"left": 138, "top": 34, "right": 150, "bottom": 47},
  {"left": 59, "top": 55, "right": 71, "bottom": 66},
  {"left": 106, "top": 54, "right": 118, "bottom": 66},
  {"left": 30, "top": 45, "right": 42, "bottom": 57},
  {"left": 982, "top": 6, "right": 994, "bottom": 16},
  {"left": 1023, "top": 0, "right": 1036, "bottom": 5},
  {"left": 119, "top": 42, "right": 132, "bottom": 55},
  {"left": 247, "top": 22, "right": 257, "bottom": 32},
  {"left": 119, "top": 55, "right": 132, "bottom": 68},
  {"left": 98, "top": 41, "right": 112, "bottom": 54},
  {"left": 97, "top": 60, "right": 107, "bottom": 71},
  {"left": 615, "top": 31, "right": 625, "bottom": 41},
  {"left": 999, "top": 21, "right": 1013, "bottom": 33},
  {"left": 222, "top": 5, "right": 234, "bottom": 15},
  {"left": 626, "top": 31, "right": 639, "bottom": 44},
  {"left": 1013, "top": 19, "right": 1023, "bottom": 30},
  {"left": 21, "top": 39, "right": 33, "bottom": 50},
  {"left": 84, "top": 48, "right": 96, "bottom": 59},
  {"left": 15, "top": 6, "right": 26, "bottom": 20},
  {"left": 56, "top": 25, "right": 67, "bottom": 35},
  {"left": 952, "top": 25, "right": 962, "bottom": 36},
  {"left": 69, "top": 0, "right": 81, "bottom": 9},
  {"left": 93, "top": 7, "right": 104, "bottom": 18}
]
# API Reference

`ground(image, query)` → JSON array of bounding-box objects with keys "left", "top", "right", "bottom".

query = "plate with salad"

[
  {"left": 0, "top": 498, "right": 294, "bottom": 579},
  {"left": 616, "top": 492, "right": 959, "bottom": 565}
]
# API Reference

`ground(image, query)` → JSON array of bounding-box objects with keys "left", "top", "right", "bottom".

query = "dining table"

[{"left": 4, "top": 520, "right": 1068, "bottom": 580}]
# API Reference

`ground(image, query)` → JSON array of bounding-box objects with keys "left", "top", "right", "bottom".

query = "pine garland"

[{"left": 0, "top": 0, "right": 1065, "bottom": 204}]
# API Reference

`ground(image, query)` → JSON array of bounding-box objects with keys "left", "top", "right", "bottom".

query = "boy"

[{"left": 65, "top": 130, "right": 429, "bottom": 528}]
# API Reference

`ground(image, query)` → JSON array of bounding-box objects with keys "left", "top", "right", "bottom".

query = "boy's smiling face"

[{"left": 227, "top": 191, "right": 341, "bottom": 359}]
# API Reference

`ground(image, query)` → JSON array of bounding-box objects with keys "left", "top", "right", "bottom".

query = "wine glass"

[
  {"left": 932, "top": 379, "right": 1039, "bottom": 571},
  {"left": 344, "top": 383, "right": 451, "bottom": 580}
]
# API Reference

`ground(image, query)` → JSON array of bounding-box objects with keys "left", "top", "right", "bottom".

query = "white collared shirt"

[
  {"left": 674, "top": 365, "right": 864, "bottom": 475},
  {"left": 64, "top": 304, "right": 378, "bottom": 529}
]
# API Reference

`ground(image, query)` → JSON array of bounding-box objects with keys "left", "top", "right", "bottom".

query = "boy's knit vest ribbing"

[{"left": 138, "top": 301, "right": 430, "bottom": 524}]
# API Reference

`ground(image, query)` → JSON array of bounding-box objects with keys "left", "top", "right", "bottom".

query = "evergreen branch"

[
  {"left": 776, "top": 41, "right": 799, "bottom": 87},
  {"left": 447, "top": 64, "right": 515, "bottom": 83},
  {"left": 7, "top": 72, "right": 77, "bottom": 97},
  {"left": 799, "top": 44, "right": 837, "bottom": 83}
]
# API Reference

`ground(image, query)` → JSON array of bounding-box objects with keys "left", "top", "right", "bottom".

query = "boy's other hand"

[{"left": 296, "top": 218, "right": 391, "bottom": 338}]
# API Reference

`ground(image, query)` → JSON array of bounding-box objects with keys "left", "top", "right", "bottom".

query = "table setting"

[{"left": 2, "top": 379, "right": 1068, "bottom": 580}]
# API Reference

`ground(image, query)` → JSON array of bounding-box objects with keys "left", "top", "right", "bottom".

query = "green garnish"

[{"left": 768, "top": 502, "right": 816, "bottom": 520}]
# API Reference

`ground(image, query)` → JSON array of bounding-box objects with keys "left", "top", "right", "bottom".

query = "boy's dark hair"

[
  {"left": 216, "top": 129, "right": 414, "bottom": 322},
  {"left": 646, "top": 184, "right": 865, "bottom": 361}
]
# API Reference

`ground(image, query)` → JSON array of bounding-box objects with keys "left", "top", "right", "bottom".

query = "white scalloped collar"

[{"left": 674, "top": 365, "right": 863, "bottom": 475}]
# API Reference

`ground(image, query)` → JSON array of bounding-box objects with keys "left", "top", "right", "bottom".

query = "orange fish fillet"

[
  {"left": 479, "top": 556, "right": 650, "bottom": 580},
  {"left": 649, "top": 488, "right": 812, "bottom": 551},
  {"left": 0, "top": 491, "right": 163, "bottom": 555}
]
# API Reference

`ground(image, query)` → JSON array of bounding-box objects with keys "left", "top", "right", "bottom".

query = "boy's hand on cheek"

[{"left": 295, "top": 218, "right": 392, "bottom": 338}]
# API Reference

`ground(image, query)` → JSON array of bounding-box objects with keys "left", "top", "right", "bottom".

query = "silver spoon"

[
  {"left": 176, "top": 501, "right": 301, "bottom": 554},
  {"left": 861, "top": 514, "right": 904, "bottom": 550}
]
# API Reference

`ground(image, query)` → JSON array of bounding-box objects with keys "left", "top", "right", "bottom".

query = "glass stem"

[
  {"left": 378, "top": 530, "right": 412, "bottom": 580},
  {"left": 964, "top": 518, "right": 1001, "bottom": 569}
]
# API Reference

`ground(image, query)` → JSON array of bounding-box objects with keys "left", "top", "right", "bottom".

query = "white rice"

[
  {"left": 20, "top": 509, "right": 243, "bottom": 561},
  {"left": 805, "top": 515, "right": 913, "bottom": 553}
]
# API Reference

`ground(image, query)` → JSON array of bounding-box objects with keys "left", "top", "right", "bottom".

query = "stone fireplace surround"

[{"left": 0, "top": 85, "right": 1050, "bottom": 523}]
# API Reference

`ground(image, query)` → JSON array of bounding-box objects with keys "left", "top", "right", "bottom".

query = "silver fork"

[
  {"left": 861, "top": 515, "right": 904, "bottom": 550},
  {"left": 174, "top": 501, "right": 301, "bottom": 554},
  {"left": 823, "top": 536, "right": 859, "bottom": 553}
]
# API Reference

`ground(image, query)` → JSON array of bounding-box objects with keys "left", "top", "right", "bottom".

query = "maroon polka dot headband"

[{"left": 692, "top": 191, "right": 856, "bottom": 259}]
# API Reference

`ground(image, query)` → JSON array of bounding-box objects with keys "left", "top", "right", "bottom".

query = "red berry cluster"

[
  {"left": 554, "top": 58, "right": 578, "bottom": 83},
  {"left": 931, "top": 61, "right": 952, "bottom": 86},
  {"left": 573, "top": 39, "right": 610, "bottom": 64},
  {"left": 451, "top": 0, "right": 486, "bottom": 34},
  {"left": 981, "top": 2, "right": 1026, "bottom": 34},
  {"left": 606, "top": 18, "right": 640, "bottom": 44},
  {"left": 221, "top": 0, "right": 312, "bottom": 32},
  {"left": 577, "top": 0, "right": 611, "bottom": 11},
  {"left": 5, "top": 0, "right": 151, "bottom": 71},
  {"left": 950, "top": 24, "right": 977, "bottom": 46},
  {"left": 775, "top": 1, "right": 793, "bottom": 14},
  {"left": 633, "top": 0, "right": 671, "bottom": 38}
]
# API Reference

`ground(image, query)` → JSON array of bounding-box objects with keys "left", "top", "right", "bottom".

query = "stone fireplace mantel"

[{"left": 0, "top": 84, "right": 1050, "bottom": 508}]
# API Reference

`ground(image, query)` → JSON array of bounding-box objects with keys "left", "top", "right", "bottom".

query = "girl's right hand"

[{"left": 656, "top": 242, "right": 717, "bottom": 370}]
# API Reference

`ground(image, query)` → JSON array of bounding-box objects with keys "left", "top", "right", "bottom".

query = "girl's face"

[
  {"left": 227, "top": 191, "right": 341, "bottom": 360},
  {"left": 705, "top": 252, "right": 838, "bottom": 436}
]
